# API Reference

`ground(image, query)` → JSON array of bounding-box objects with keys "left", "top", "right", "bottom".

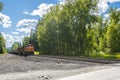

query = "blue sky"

[{"left": 0, "top": 0, "right": 120, "bottom": 47}]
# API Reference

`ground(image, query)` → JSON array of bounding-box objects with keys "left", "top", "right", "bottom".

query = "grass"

[
  {"left": 88, "top": 52, "right": 120, "bottom": 59},
  {"left": 33, "top": 51, "right": 120, "bottom": 59},
  {"left": 34, "top": 51, "right": 40, "bottom": 55},
  {"left": 0, "top": 53, "right": 7, "bottom": 55}
]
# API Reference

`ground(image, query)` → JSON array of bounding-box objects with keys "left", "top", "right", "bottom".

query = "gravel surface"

[{"left": 0, "top": 54, "right": 111, "bottom": 80}]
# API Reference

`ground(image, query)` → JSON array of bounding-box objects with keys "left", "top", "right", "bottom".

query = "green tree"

[
  {"left": 22, "top": 36, "right": 30, "bottom": 47},
  {"left": 0, "top": 2, "right": 3, "bottom": 11},
  {"left": 37, "top": 24, "right": 47, "bottom": 54},
  {"left": 0, "top": 32, "right": 6, "bottom": 54},
  {"left": 11, "top": 42, "right": 20, "bottom": 51},
  {"left": 0, "top": 3, "right": 6, "bottom": 54},
  {"left": 105, "top": 9, "right": 120, "bottom": 53},
  {"left": 35, "top": 0, "right": 99, "bottom": 56},
  {"left": 29, "top": 29, "right": 39, "bottom": 51}
]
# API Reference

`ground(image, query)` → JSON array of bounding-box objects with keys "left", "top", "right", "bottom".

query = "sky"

[{"left": 0, "top": 0, "right": 120, "bottom": 48}]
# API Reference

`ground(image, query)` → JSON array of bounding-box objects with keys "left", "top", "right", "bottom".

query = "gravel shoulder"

[{"left": 0, "top": 53, "right": 112, "bottom": 80}]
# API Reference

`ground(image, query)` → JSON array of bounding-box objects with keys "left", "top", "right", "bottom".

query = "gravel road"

[{"left": 0, "top": 54, "right": 111, "bottom": 80}]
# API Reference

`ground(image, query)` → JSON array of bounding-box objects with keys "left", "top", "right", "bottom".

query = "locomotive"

[{"left": 14, "top": 44, "right": 34, "bottom": 56}]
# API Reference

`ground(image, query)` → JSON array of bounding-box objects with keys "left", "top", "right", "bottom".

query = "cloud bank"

[
  {"left": 0, "top": 13, "right": 12, "bottom": 28},
  {"left": 16, "top": 19, "right": 38, "bottom": 34},
  {"left": 98, "top": 0, "right": 120, "bottom": 14},
  {"left": 23, "top": 3, "right": 54, "bottom": 17}
]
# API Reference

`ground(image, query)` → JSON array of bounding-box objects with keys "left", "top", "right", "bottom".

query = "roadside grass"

[
  {"left": 34, "top": 51, "right": 40, "bottom": 55},
  {"left": 33, "top": 51, "right": 120, "bottom": 59},
  {"left": 88, "top": 52, "right": 120, "bottom": 59},
  {"left": 0, "top": 53, "right": 7, "bottom": 55}
]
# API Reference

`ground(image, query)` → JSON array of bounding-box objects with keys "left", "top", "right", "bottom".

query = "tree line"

[
  {"left": 0, "top": 32, "right": 6, "bottom": 54},
  {"left": 0, "top": 2, "right": 6, "bottom": 54},
  {"left": 12, "top": 0, "right": 120, "bottom": 56}
]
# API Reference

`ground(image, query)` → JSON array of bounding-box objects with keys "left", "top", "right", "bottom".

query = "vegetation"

[
  {"left": 20, "top": 0, "right": 120, "bottom": 58},
  {"left": 34, "top": 51, "right": 40, "bottom": 55},
  {"left": 88, "top": 52, "right": 120, "bottom": 59},
  {"left": 105, "top": 9, "right": 120, "bottom": 53},
  {"left": 0, "top": 3, "right": 6, "bottom": 54},
  {"left": 21, "top": 29, "right": 39, "bottom": 51},
  {"left": 11, "top": 42, "right": 21, "bottom": 51},
  {"left": 35, "top": 0, "right": 99, "bottom": 56},
  {"left": 0, "top": 2, "right": 3, "bottom": 11},
  {"left": 0, "top": 32, "right": 6, "bottom": 54}
]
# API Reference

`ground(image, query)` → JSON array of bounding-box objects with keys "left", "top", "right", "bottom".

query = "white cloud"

[
  {"left": 1, "top": 32, "right": 14, "bottom": 41},
  {"left": 109, "top": 0, "right": 120, "bottom": 2},
  {"left": 16, "top": 19, "right": 38, "bottom": 34},
  {"left": 14, "top": 35, "right": 24, "bottom": 42},
  {"left": 16, "top": 28, "right": 31, "bottom": 34},
  {"left": 0, "top": 13, "right": 12, "bottom": 28},
  {"left": 1, "top": 32, "right": 14, "bottom": 47},
  {"left": 98, "top": 0, "right": 120, "bottom": 15},
  {"left": 31, "top": 3, "right": 54, "bottom": 17},
  {"left": 104, "top": 14, "right": 109, "bottom": 18},
  {"left": 1, "top": 32, "right": 25, "bottom": 47},
  {"left": 23, "top": 3, "right": 54, "bottom": 17},
  {"left": 58, "top": 0, "right": 65, "bottom": 5},
  {"left": 16, "top": 19, "right": 38, "bottom": 27},
  {"left": 117, "top": 8, "right": 120, "bottom": 11},
  {"left": 24, "top": 0, "right": 120, "bottom": 17},
  {"left": 98, "top": 0, "right": 109, "bottom": 14},
  {"left": 23, "top": 11, "right": 29, "bottom": 15},
  {"left": 12, "top": 32, "right": 19, "bottom": 35}
]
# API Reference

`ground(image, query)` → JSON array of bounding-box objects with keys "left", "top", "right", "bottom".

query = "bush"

[
  {"left": 88, "top": 51, "right": 120, "bottom": 59},
  {"left": 34, "top": 51, "right": 40, "bottom": 55}
]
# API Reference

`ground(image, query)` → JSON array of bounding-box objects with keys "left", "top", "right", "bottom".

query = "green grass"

[
  {"left": 34, "top": 51, "right": 40, "bottom": 55},
  {"left": 88, "top": 52, "right": 120, "bottom": 59},
  {"left": 0, "top": 53, "right": 7, "bottom": 55},
  {"left": 33, "top": 51, "right": 120, "bottom": 59}
]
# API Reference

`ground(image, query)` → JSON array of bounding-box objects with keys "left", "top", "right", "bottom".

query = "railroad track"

[
  {"left": 27, "top": 55, "right": 120, "bottom": 64},
  {"left": 9, "top": 52, "right": 120, "bottom": 64}
]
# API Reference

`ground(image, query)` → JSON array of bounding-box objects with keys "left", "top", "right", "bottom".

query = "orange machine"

[
  {"left": 24, "top": 44, "right": 34, "bottom": 53},
  {"left": 17, "top": 44, "right": 34, "bottom": 56}
]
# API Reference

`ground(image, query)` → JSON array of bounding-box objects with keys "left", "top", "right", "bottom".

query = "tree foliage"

[
  {"left": 27, "top": 0, "right": 120, "bottom": 56},
  {"left": 11, "top": 42, "right": 21, "bottom": 51},
  {"left": 0, "top": 32, "right": 6, "bottom": 54},
  {"left": 0, "top": 3, "right": 6, "bottom": 54},
  {"left": 105, "top": 9, "right": 120, "bottom": 53},
  {"left": 34, "top": 0, "right": 99, "bottom": 55},
  {"left": 0, "top": 2, "right": 3, "bottom": 11}
]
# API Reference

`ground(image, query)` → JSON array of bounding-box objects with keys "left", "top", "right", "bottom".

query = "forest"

[
  {"left": 10, "top": 0, "right": 120, "bottom": 57},
  {"left": 0, "top": 2, "right": 6, "bottom": 54},
  {"left": 0, "top": 32, "right": 6, "bottom": 54}
]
